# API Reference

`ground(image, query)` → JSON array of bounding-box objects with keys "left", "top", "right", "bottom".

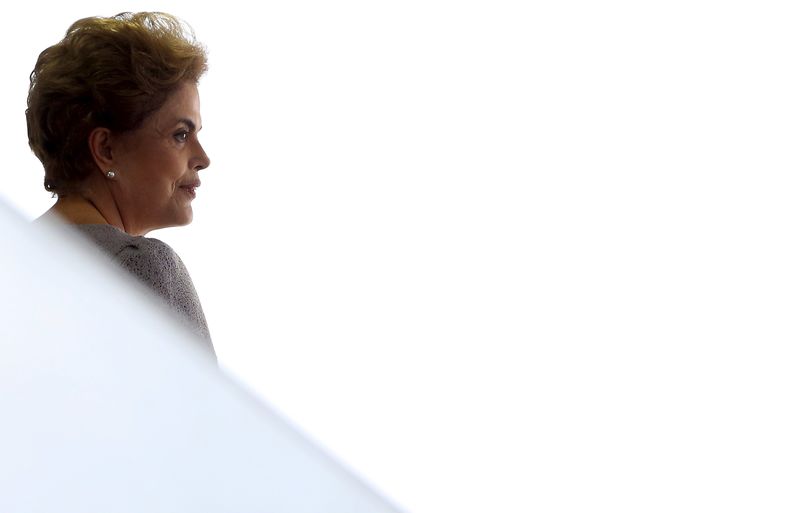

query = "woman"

[{"left": 28, "top": 12, "right": 216, "bottom": 359}]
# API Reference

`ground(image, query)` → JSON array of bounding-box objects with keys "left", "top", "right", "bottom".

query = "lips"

[{"left": 179, "top": 180, "right": 201, "bottom": 199}]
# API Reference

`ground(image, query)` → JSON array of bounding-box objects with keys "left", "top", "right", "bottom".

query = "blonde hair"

[{"left": 26, "top": 12, "right": 208, "bottom": 195}]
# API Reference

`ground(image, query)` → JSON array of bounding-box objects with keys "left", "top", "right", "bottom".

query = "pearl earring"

[{"left": 106, "top": 170, "right": 116, "bottom": 179}]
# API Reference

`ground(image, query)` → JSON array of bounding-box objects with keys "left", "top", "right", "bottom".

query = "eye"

[{"left": 174, "top": 131, "right": 189, "bottom": 143}]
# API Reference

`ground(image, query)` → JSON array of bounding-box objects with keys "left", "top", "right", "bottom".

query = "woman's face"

[{"left": 111, "top": 81, "right": 210, "bottom": 235}]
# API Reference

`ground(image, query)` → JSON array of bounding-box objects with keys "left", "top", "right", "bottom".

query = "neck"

[
  {"left": 42, "top": 177, "right": 135, "bottom": 234},
  {"left": 46, "top": 195, "right": 109, "bottom": 224},
  {"left": 40, "top": 172, "right": 159, "bottom": 235}
]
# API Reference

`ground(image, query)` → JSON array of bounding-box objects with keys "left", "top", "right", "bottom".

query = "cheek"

[
  {"left": 122, "top": 144, "right": 186, "bottom": 192},
  {"left": 145, "top": 154, "right": 185, "bottom": 187}
]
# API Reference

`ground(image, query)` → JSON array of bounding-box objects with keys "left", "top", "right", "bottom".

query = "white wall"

[{"left": 3, "top": 2, "right": 800, "bottom": 511}]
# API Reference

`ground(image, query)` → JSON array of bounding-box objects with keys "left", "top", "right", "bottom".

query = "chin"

[
  {"left": 175, "top": 213, "right": 193, "bottom": 227},
  {"left": 176, "top": 205, "right": 194, "bottom": 225},
  {"left": 157, "top": 210, "right": 193, "bottom": 230}
]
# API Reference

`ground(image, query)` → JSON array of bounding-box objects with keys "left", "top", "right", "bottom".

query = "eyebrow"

[{"left": 177, "top": 118, "right": 201, "bottom": 132}]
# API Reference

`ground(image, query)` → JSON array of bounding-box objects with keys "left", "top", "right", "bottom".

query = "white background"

[{"left": 3, "top": 2, "right": 800, "bottom": 511}]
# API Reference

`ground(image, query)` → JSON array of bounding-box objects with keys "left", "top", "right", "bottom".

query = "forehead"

[{"left": 150, "top": 81, "right": 202, "bottom": 127}]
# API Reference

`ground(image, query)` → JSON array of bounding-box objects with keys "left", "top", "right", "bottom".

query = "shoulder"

[
  {"left": 72, "top": 225, "right": 186, "bottom": 280},
  {"left": 69, "top": 224, "right": 214, "bottom": 354},
  {"left": 120, "top": 235, "right": 211, "bottom": 348},
  {"left": 116, "top": 235, "right": 191, "bottom": 295},
  {"left": 120, "top": 235, "right": 183, "bottom": 268}
]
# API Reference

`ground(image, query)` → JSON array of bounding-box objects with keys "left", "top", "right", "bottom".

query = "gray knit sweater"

[{"left": 73, "top": 224, "right": 216, "bottom": 360}]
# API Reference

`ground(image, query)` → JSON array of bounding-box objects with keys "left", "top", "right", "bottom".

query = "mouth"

[{"left": 179, "top": 181, "right": 201, "bottom": 199}]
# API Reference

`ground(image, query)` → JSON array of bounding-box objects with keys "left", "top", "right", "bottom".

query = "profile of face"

[{"left": 94, "top": 81, "right": 210, "bottom": 235}]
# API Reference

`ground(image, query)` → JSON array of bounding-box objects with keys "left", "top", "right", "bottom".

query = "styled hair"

[{"left": 26, "top": 12, "right": 208, "bottom": 195}]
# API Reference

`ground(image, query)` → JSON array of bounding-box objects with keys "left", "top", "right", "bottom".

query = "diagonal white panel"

[{"left": 0, "top": 198, "right": 401, "bottom": 513}]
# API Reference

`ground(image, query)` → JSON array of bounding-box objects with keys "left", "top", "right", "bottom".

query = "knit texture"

[{"left": 72, "top": 224, "right": 216, "bottom": 360}]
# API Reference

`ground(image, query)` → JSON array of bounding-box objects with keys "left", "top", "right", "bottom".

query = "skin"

[{"left": 43, "top": 81, "right": 210, "bottom": 236}]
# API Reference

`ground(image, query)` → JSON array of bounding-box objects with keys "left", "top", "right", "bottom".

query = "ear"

[{"left": 87, "top": 127, "right": 115, "bottom": 175}]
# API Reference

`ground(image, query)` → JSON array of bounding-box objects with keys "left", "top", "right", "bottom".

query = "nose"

[{"left": 193, "top": 140, "right": 210, "bottom": 171}]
